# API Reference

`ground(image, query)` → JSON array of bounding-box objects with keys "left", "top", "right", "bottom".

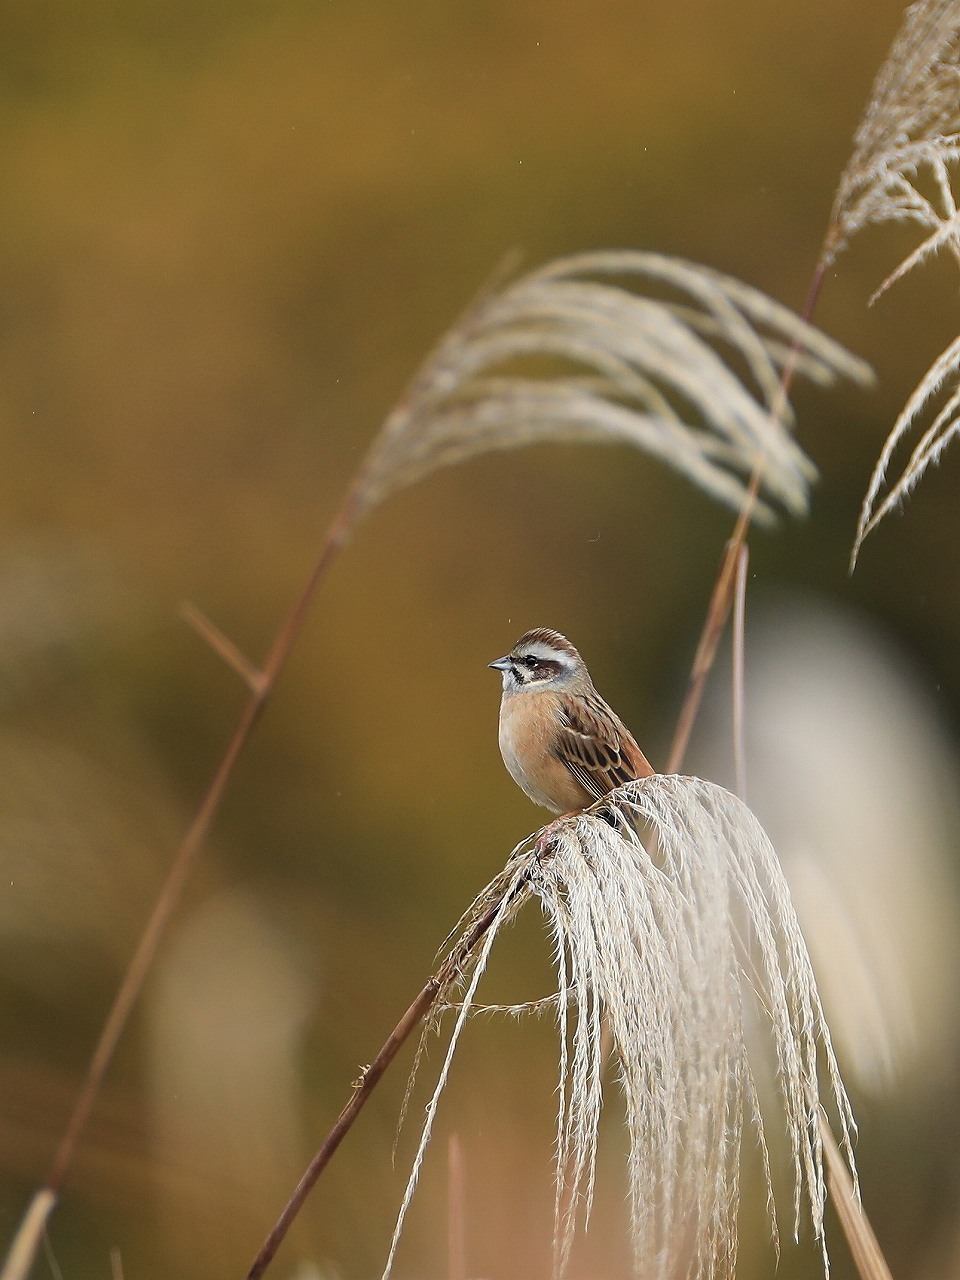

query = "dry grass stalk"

[
  {"left": 387, "top": 775, "right": 856, "bottom": 1280},
  {"left": 819, "top": 1115, "right": 894, "bottom": 1280},
  {"left": 245, "top": 863, "right": 535, "bottom": 1280},
  {"left": 732, "top": 543, "right": 749, "bottom": 798}
]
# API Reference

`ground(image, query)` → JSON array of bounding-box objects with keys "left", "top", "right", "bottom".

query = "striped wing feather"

[{"left": 554, "top": 693, "right": 653, "bottom": 800}]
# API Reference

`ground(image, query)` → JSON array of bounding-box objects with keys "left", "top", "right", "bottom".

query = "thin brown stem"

[
  {"left": 666, "top": 256, "right": 831, "bottom": 774},
  {"left": 179, "top": 600, "right": 265, "bottom": 692},
  {"left": 0, "top": 484, "right": 366, "bottom": 1280},
  {"left": 246, "top": 977, "right": 442, "bottom": 1280},
  {"left": 732, "top": 543, "right": 749, "bottom": 800},
  {"left": 48, "top": 491, "right": 357, "bottom": 1192},
  {"left": 667, "top": 538, "right": 741, "bottom": 773},
  {"left": 245, "top": 880, "right": 525, "bottom": 1280},
  {"left": 819, "top": 1114, "right": 893, "bottom": 1280}
]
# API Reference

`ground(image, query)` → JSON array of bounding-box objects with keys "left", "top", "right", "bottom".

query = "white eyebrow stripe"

[{"left": 523, "top": 643, "right": 569, "bottom": 664}]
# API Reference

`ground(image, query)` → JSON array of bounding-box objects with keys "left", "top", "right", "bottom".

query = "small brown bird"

[{"left": 489, "top": 628, "right": 655, "bottom": 814}]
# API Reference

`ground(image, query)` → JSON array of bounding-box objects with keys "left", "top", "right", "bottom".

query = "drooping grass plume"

[
  {"left": 385, "top": 775, "right": 856, "bottom": 1280},
  {"left": 825, "top": 0, "right": 960, "bottom": 283},
  {"left": 350, "top": 251, "right": 870, "bottom": 530},
  {"left": 825, "top": 0, "right": 960, "bottom": 564}
]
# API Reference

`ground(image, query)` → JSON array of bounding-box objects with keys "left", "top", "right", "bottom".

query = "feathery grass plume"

[
  {"left": 852, "top": 329, "right": 960, "bottom": 565},
  {"left": 825, "top": 1, "right": 960, "bottom": 563},
  {"left": 347, "top": 251, "right": 870, "bottom": 531},
  {"left": 386, "top": 775, "right": 856, "bottom": 1280},
  {"left": 825, "top": 0, "right": 960, "bottom": 287}
]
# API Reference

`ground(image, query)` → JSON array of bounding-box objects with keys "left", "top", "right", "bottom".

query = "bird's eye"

[{"left": 523, "top": 655, "right": 539, "bottom": 669}]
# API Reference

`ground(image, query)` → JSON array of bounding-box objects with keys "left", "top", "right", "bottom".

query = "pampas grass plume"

[{"left": 384, "top": 775, "right": 856, "bottom": 1280}]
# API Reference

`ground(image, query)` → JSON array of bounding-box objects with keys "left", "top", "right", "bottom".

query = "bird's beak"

[{"left": 488, "top": 655, "right": 513, "bottom": 672}]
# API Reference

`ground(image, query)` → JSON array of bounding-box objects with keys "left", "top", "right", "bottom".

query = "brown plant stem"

[
  {"left": 731, "top": 542, "right": 750, "bottom": 800},
  {"left": 667, "top": 535, "right": 745, "bottom": 773},
  {"left": 245, "top": 880, "right": 527, "bottom": 1280},
  {"left": 819, "top": 1114, "right": 894, "bottom": 1280},
  {"left": 246, "top": 977, "right": 442, "bottom": 1280},
  {"left": 667, "top": 257, "right": 830, "bottom": 773},
  {"left": 179, "top": 601, "right": 264, "bottom": 691},
  {"left": 0, "top": 484, "right": 366, "bottom": 1280}
]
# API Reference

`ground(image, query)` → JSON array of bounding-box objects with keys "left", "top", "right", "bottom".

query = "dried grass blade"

[{"left": 819, "top": 1114, "right": 894, "bottom": 1280}]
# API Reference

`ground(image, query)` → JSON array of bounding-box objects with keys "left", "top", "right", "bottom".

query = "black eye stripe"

[{"left": 515, "top": 654, "right": 563, "bottom": 678}]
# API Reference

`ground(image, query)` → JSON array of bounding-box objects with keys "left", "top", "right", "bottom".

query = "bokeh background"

[{"left": 1, "top": 2, "right": 959, "bottom": 1278}]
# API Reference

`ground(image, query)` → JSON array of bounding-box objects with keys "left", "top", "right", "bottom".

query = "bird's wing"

[{"left": 554, "top": 693, "right": 647, "bottom": 801}]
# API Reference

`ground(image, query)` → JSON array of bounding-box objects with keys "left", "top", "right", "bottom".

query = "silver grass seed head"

[
  {"left": 386, "top": 774, "right": 856, "bottom": 1280},
  {"left": 349, "top": 251, "right": 869, "bottom": 539}
]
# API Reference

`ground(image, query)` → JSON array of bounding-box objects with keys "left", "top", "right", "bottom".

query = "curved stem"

[
  {"left": 667, "top": 257, "right": 830, "bottom": 773},
  {"left": 246, "top": 976, "right": 443, "bottom": 1280},
  {"left": 245, "top": 881, "right": 527, "bottom": 1280}
]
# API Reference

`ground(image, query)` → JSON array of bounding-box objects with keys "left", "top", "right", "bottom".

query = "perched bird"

[{"left": 489, "top": 628, "right": 655, "bottom": 814}]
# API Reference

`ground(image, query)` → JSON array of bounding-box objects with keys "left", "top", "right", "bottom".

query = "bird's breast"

[{"left": 498, "top": 691, "right": 591, "bottom": 814}]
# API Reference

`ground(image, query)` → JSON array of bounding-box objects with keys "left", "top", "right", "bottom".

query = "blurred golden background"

[{"left": 1, "top": 2, "right": 959, "bottom": 1278}]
